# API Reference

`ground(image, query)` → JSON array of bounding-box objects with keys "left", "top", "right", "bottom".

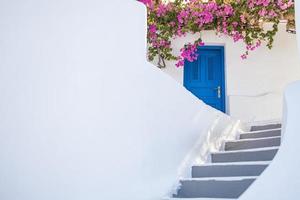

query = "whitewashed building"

[{"left": 0, "top": 1, "right": 300, "bottom": 200}]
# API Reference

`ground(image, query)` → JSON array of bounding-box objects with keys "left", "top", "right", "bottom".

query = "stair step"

[
  {"left": 173, "top": 177, "right": 256, "bottom": 198},
  {"left": 171, "top": 198, "right": 235, "bottom": 200},
  {"left": 240, "top": 129, "right": 281, "bottom": 139},
  {"left": 225, "top": 136, "right": 281, "bottom": 151},
  {"left": 250, "top": 124, "right": 281, "bottom": 131},
  {"left": 192, "top": 163, "right": 268, "bottom": 178},
  {"left": 169, "top": 197, "right": 236, "bottom": 200},
  {"left": 211, "top": 148, "right": 279, "bottom": 163}
]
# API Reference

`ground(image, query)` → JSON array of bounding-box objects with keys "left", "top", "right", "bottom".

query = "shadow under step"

[
  {"left": 251, "top": 124, "right": 281, "bottom": 131},
  {"left": 225, "top": 137, "right": 281, "bottom": 151},
  {"left": 173, "top": 177, "right": 256, "bottom": 199},
  {"left": 211, "top": 148, "right": 279, "bottom": 163},
  {"left": 192, "top": 162, "right": 269, "bottom": 178},
  {"left": 240, "top": 129, "right": 281, "bottom": 139}
]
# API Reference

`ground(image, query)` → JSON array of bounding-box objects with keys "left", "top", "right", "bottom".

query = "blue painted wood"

[{"left": 184, "top": 46, "right": 226, "bottom": 112}]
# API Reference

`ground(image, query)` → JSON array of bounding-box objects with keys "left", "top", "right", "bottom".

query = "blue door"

[{"left": 184, "top": 46, "right": 226, "bottom": 112}]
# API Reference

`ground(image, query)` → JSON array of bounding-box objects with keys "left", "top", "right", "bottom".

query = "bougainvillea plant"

[{"left": 138, "top": 0, "right": 294, "bottom": 68}]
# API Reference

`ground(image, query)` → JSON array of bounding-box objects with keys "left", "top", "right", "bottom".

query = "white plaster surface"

[{"left": 0, "top": 1, "right": 240, "bottom": 200}]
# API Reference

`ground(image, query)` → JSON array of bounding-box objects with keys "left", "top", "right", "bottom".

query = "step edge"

[
  {"left": 225, "top": 145, "right": 281, "bottom": 151},
  {"left": 226, "top": 136, "right": 281, "bottom": 143},
  {"left": 165, "top": 197, "right": 236, "bottom": 200},
  {"left": 180, "top": 176, "right": 258, "bottom": 181},
  {"left": 212, "top": 146, "right": 279, "bottom": 154},
  {"left": 241, "top": 128, "right": 281, "bottom": 134},
  {"left": 167, "top": 198, "right": 236, "bottom": 200},
  {"left": 251, "top": 123, "right": 282, "bottom": 127},
  {"left": 192, "top": 161, "right": 271, "bottom": 167}
]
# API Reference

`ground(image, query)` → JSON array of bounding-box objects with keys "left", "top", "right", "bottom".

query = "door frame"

[{"left": 183, "top": 45, "right": 226, "bottom": 113}]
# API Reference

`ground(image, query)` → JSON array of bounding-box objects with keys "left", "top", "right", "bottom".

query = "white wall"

[
  {"left": 157, "top": 22, "right": 300, "bottom": 122},
  {"left": 240, "top": 81, "right": 300, "bottom": 200},
  {"left": 0, "top": 1, "right": 240, "bottom": 200}
]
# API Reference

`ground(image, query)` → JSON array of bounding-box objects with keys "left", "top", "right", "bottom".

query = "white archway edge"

[{"left": 0, "top": 1, "right": 239, "bottom": 200}]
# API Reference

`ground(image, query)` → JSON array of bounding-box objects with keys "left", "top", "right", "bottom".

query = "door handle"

[{"left": 214, "top": 86, "right": 221, "bottom": 99}]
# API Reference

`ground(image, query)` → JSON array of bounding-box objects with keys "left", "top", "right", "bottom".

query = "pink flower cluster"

[
  {"left": 157, "top": 4, "right": 172, "bottom": 17},
  {"left": 176, "top": 41, "right": 205, "bottom": 67},
  {"left": 148, "top": 24, "right": 171, "bottom": 49},
  {"left": 248, "top": 0, "right": 292, "bottom": 19},
  {"left": 248, "top": 0, "right": 270, "bottom": 8},
  {"left": 174, "top": 2, "right": 236, "bottom": 66},
  {"left": 247, "top": 0, "right": 293, "bottom": 15},
  {"left": 148, "top": 24, "right": 157, "bottom": 41},
  {"left": 241, "top": 40, "right": 262, "bottom": 59},
  {"left": 232, "top": 31, "right": 244, "bottom": 43},
  {"left": 257, "top": 8, "right": 278, "bottom": 18},
  {"left": 247, "top": 40, "right": 262, "bottom": 51},
  {"left": 139, "top": 0, "right": 152, "bottom": 7},
  {"left": 277, "top": 0, "right": 294, "bottom": 10},
  {"left": 178, "top": 10, "right": 190, "bottom": 24},
  {"left": 175, "top": 2, "right": 235, "bottom": 37},
  {"left": 140, "top": 0, "right": 294, "bottom": 67},
  {"left": 153, "top": 39, "right": 171, "bottom": 49}
]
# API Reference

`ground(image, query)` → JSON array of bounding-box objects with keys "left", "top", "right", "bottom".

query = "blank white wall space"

[{"left": 0, "top": 1, "right": 238, "bottom": 200}]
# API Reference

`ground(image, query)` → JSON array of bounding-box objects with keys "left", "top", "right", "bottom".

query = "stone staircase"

[{"left": 172, "top": 123, "right": 282, "bottom": 199}]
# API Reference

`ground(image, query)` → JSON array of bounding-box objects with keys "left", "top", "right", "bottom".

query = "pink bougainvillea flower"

[
  {"left": 258, "top": 8, "right": 267, "bottom": 17},
  {"left": 223, "top": 5, "right": 234, "bottom": 16},
  {"left": 277, "top": 0, "right": 294, "bottom": 10},
  {"left": 176, "top": 28, "right": 187, "bottom": 37},
  {"left": 262, "top": 0, "right": 271, "bottom": 6},
  {"left": 268, "top": 10, "right": 278, "bottom": 17},
  {"left": 222, "top": 21, "right": 229, "bottom": 35},
  {"left": 248, "top": 2, "right": 254, "bottom": 8},
  {"left": 199, "top": 42, "right": 205, "bottom": 46},
  {"left": 256, "top": 40, "right": 262, "bottom": 48},
  {"left": 241, "top": 54, "right": 247, "bottom": 60},
  {"left": 149, "top": 24, "right": 157, "bottom": 33},
  {"left": 200, "top": 11, "right": 214, "bottom": 24},
  {"left": 138, "top": 0, "right": 152, "bottom": 6},
  {"left": 177, "top": 10, "right": 189, "bottom": 24},
  {"left": 157, "top": 4, "right": 167, "bottom": 17},
  {"left": 240, "top": 14, "right": 246, "bottom": 23},
  {"left": 232, "top": 21, "right": 238, "bottom": 28},
  {"left": 246, "top": 44, "right": 256, "bottom": 51},
  {"left": 175, "top": 60, "right": 184, "bottom": 68},
  {"left": 170, "top": 21, "right": 176, "bottom": 27},
  {"left": 248, "top": 0, "right": 270, "bottom": 7},
  {"left": 176, "top": 41, "right": 204, "bottom": 67},
  {"left": 232, "top": 31, "right": 243, "bottom": 42}
]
